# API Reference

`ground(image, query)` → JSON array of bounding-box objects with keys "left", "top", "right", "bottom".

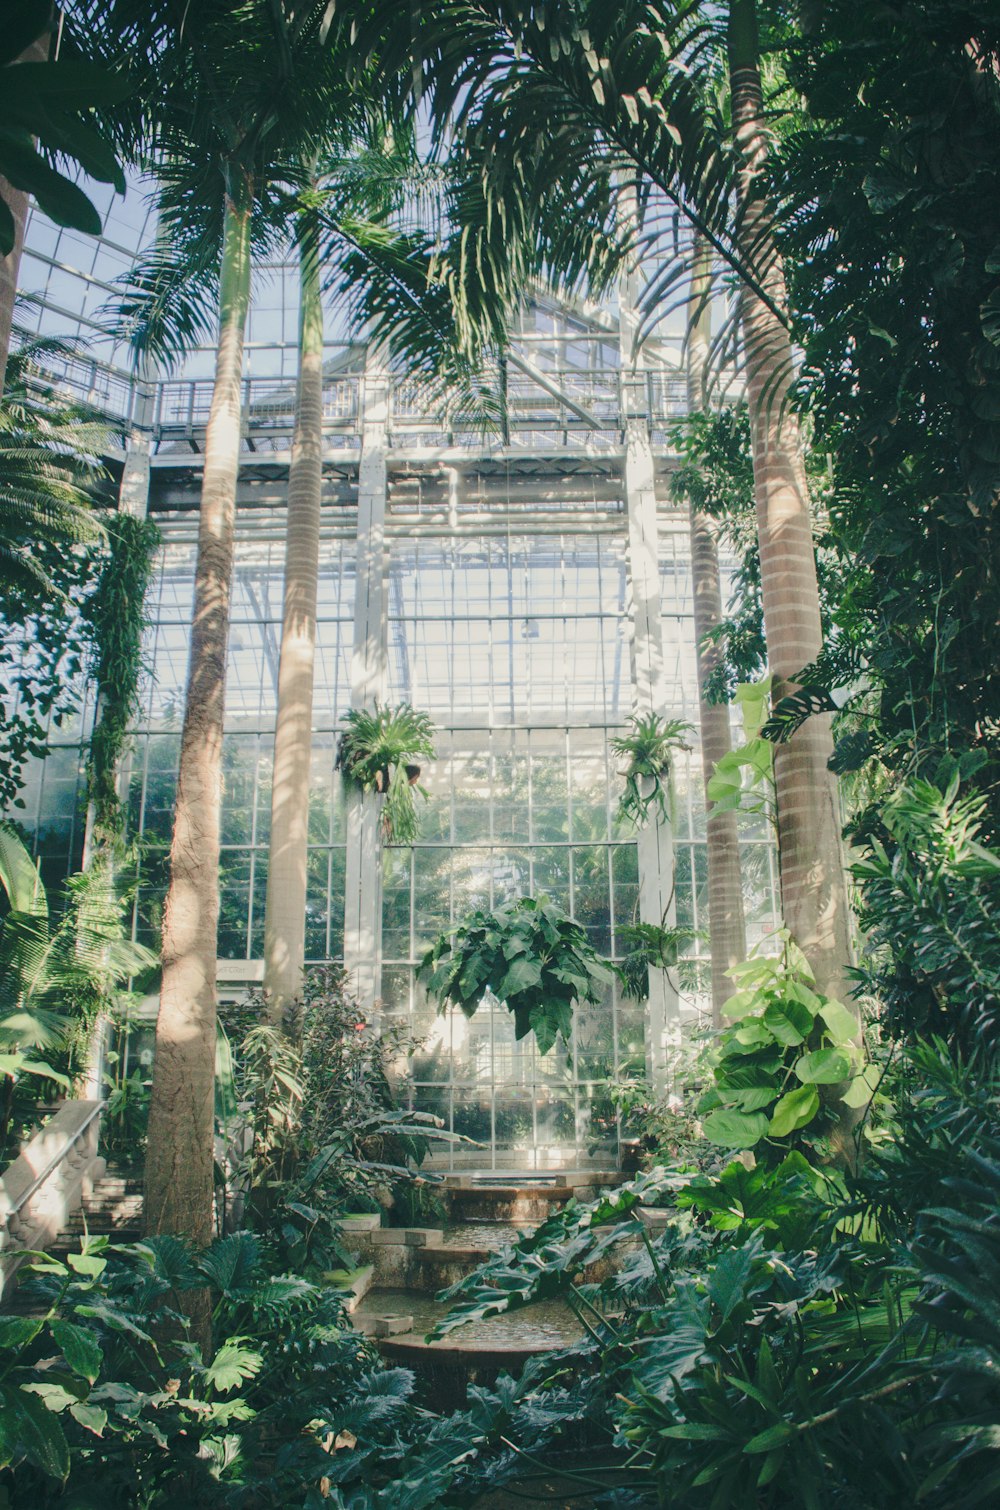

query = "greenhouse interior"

[{"left": 2, "top": 3, "right": 999, "bottom": 1507}]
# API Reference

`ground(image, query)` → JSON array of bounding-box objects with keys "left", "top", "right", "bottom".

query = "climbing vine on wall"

[{"left": 83, "top": 514, "right": 160, "bottom": 852}]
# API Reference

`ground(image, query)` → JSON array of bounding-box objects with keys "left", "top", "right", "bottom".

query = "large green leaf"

[
  {"left": 50, "top": 1320, "right": 102, "bottom": 1384},
  {"left": 769, "top": 1085, "right": 820, "bottom": 1137},
  {"left": 795, "top": 1048, "right": 852, "bottom": 1085},
  {"left": 701, "top": 1108, "right": 769, "bottom": 1149}
]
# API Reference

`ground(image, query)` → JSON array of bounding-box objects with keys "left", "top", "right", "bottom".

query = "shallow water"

[
  {"left": 354, "top": 1286, "right": 582, "bottom": 1348},
  {"left": 440, "top": 1222, "right": 532, "bottom": 1249}
]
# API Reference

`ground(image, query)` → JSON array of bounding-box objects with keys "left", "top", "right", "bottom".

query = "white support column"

[
  {"left": 343, "top": 353, "right": 389, "bottom": 1010},
  {"left": 620, "top": 247, "right": 681, "bottom": 1089}
]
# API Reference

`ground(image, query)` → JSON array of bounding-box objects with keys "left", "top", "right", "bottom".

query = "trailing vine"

[{"left": 83, "top": 514, "right": 160, "bottom": 852}]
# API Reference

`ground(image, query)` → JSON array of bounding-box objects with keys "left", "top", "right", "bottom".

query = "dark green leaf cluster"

[
  {"left": 417, "top": 895, "right": 614, "bottom": 1055},
  {"left": 0, "top": 1229, "right": 441, "bottom": 1508},
  {"left": 853, "top": 774, "right": 1000, "bottom": 1047},
  {"left": 772, "top": 0, "right": 1000, "bottom": 817},
  {"left": 83, "top": 513, "right": 160, "bottom": 852},
  {"left": 407, "top": 1039, "right": 1000, "bottom": 1508}
]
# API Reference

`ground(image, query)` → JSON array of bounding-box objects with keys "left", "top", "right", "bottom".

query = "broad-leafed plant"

[
  {"left": 417, "top": 894, "right": 614, "bottom": 1054},
  {"left": 699, "top": 931, "right": 871, "bottom": 1160},
  {"left": 336, "top": 701, "right": 436, "bottom": 844}
]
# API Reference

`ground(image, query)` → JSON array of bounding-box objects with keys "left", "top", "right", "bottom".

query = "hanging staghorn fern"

[
  {"left": 336, "top": 701, "right": 436, "bottom": 844},
  {"left": 84, "top": 513, "right": 160, "bottom": 853}
]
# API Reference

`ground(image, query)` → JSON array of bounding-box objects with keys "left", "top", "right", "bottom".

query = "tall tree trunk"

[
  {"left": 728, "top": 0, "right": 853, "bottom": 1009},
  {"left": 686, "top": 241, "right": 747, "bottom": 1026},
  {"left": 0, "top": 25, "right": 51, "bottom": 399},
  {"left": 145, "top": 198, "right": 252, "bottom": 1251},
  {"left": 263, "top": 213, "right": 323, "bottom": 1024}
]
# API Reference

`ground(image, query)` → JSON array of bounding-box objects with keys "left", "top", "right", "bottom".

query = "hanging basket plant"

[
  {"left": 416, "top": 895, "right": 614, "bottom": 1055},
  {"left": 611, "top": 713, "right": 693, "bottom": 828},
  {"left": 336, "top": 702, "right": 436, "bottom": 844}
]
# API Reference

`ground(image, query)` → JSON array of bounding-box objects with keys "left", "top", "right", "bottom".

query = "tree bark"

[
  {"left": 727, "top": 0, "right": 853, "bottom": 1008},
  {"left": 145, "top": 198, "right": 252, "bottom": 1250},
  {"left": 263, "top": 213, "right": 323, "bottom": 1024},
  {"left": 0, "top": 25, "right": 52, "bottom": 399},
  {"left": 685, "top": 241, "right": 747, "bottom": 1026}
]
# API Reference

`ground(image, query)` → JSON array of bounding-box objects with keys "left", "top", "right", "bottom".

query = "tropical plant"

[
  {"left": 853, "top": 773, "right": 1000, "bottom": 1049},
  {"left": 0, "top": 826, "right": 153, "bottom": 1155},
  {"left": 0, "top": 1, "right": 126, "bottom": 392},
  {"left": 417, "top": 894, "right": 614, "bottom": 1054},
  {"left": 218, "top": 967, "right": 453, "bottom": 1269},
  {"left": 0, "top": 335, "right": 109, "bottom": 601},
  {"left": 337, "top": 701, "right": 436, "bottom": 844},
  {"left": 706, "top": 676, "right": 776, "bottom": 828},
  {"left": 616, "top": 919, "right": 703, "bottom": 1003},
  {"left": 698, "top": 931, "right": 870, "bottom": 1162},
  {"left": 83, "top": 512, "right": 159, "bottom": 854},
  {"left": 0, "top": 1228, "right": 447, "bottom": 1507},
  {"left": 611, "top": 712, "right": 693, "bottom": 829}
]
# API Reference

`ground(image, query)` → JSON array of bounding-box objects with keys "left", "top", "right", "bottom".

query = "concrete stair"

[{"left": 49, "top": 1168, "right": 144, "bottom": 1256}]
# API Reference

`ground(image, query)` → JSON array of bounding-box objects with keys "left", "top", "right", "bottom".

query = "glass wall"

[{"left": 122, "top": 515, "right": 356, "bottom": 963}]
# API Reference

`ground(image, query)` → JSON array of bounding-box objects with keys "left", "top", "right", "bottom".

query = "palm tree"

[
  {"left": 261, "top": 209, "right": 323, "bottom": 1023},
  {"left": 685, "top": 241, "right": 746, "bottom": 1024},
  {"left": 81, "top": 0, "right": 355, "bottom": 1252},
  {"left": 0, "top": 5, "right": 127, "bottom": 395},
  {"left": 98, "top": 19, "right": 513, "bottom": 1242},
  {"left": 727, "top": 0, "right": 851, "bottom": 1005},
  {"left": 347, "top": 0, "right": 852, "bottom": 1006},
  {"left": 260, "top": 136, "right": 504, "bottom": 1025}
]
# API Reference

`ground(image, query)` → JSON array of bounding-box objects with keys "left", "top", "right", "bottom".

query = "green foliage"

[
  {"left": 854, "top": 773, "right": 1000, "bottom": 1047},
  {"left": 611, "top": 713, "right": 692, "bottom": 829},
  {"left": 0, "top": 1229, "right": 444, "bottom": 1508},
  {"left": 0, "top": 2, "right": 126, "bottom": 256},
  {"left": 616, "top": 920, "right": 703, "bottom": 1002},
  {"left": 0, "top": 827, "right": 153, "bottom": 1152},
  {"left": 417, "top": 895, "right": 614, "bottom": 1055},
  {"left": 99, "top": 1054, "right": 149, "bottom": 1165},
  {"left": 706, "top": 677, "right": 775, "bottom": 826},
  {"left": 218, "top": 967, "right": 454, "bottom": 1271},
  {"left": 406, "top": 1035, "right": 1000, "bottom": 1508},
  {"left": 699, "top": 931, "right": 864, "bottom": 1161},
  {"left": 337, "top": 702, "right": 436, "bottom": 844},
  {"left": 0, "top": 336, "right": 116, "bottom": 811},
  {"left": 84, "top": 514, "right": 159, "bottom": 851}
]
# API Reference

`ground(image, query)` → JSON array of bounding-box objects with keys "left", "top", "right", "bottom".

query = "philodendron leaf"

[
  {"left": 818, "top": 999, "right": 861, "bottom": 1045},
  {"left": 795, "top": 1048, "right": 852, "bottom": 1085},
  {"left": 769, "top": 1085, "right": 820, "bottom": 1137},
  {"left": 701, "top": 1108, "right": 770, "bottom": 1148},
  {"left": 762, "top": 998, "right": 813, "bottom": 1045},
  {"left": 841, "top": 1065, "right": 882, "bottom": 1108},
  {"left": 497, "top": 955, "right": 543, "bottom": 1000}
]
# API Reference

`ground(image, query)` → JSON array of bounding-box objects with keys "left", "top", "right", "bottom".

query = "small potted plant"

[
  {"left": 611, "top": 712, "right": 693, "bottom": 828},
  {"left": 416, "top": 895, "right": 614, "bottom": 1055},
  {"left": 336, "top": 702, "right": 436, "bottom": 844}
]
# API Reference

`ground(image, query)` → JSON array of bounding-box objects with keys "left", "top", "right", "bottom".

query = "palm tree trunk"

[
  {"left": 0, "top": 25, "right": 51, "bottom": 399},
  {"left": 686, "top": 242, "right": 747, "bottom": 1026},
  {"left": 145, "top": 197, "right": 252, "bottom": 1248},
  {"left": 727, "top": 0, "right": 853, "bottom": 1008},
  {"left": 263, "top": 213, "right": 323, "bottom": 1024}
]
